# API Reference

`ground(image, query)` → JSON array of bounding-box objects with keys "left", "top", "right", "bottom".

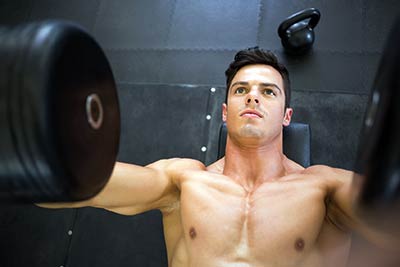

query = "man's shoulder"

[
  {"left": 302, "top": 164, "right": 351, "bottom": 176},
  {"left": 301, "top": 164, "right": 354, "bottom": 193},
  {"left": 147, "top": 157, "right": 206, "bottom": 171},
  {"left": 148, "top": 158, "right": 207, "bottom": 186}
]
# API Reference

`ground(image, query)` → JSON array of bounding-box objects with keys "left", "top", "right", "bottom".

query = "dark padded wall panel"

[
  {"left": 167, "top": 0, "right": 260, "bottom": 49},
  {"left": 278, "top": 51, "right": 366, "bottom": 94},
  {"left": 106, "top": 50, "right": 164, "bottom": 83},
  {"left": 290, "top": 91, "right": 369, "bottom": 169},
  {"left": 0, "top": 0, "right": 34, "bottom": 26},
  {"left": 106, "top": 50, "right": 235, "bottom": 85},
  {"left": 117, "top": 83, "right": 224, "bottom": 166},
  {"left": 93, "top": 0, "right": 175, "bottom": 49},
  {"left": 29, "top": 0, "right": 100, "bottom": 32},
  {"left": 365, "top": 0, "right": 400, "bottom": 52},
  {"left": 204, "top": 86, "right": 226, "bottom": 165},
  {"left": 158, "top": 50, "right": 235, "bottom": 85},
  {"left": 0, "top": 204, "right": 76, "bottom": 266},
  {"left": 67, "top": 209, "right": 166, "bottom": 267}
]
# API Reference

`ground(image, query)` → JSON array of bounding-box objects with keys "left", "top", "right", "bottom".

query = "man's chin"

[{"left": 239, "top": 126, "right": 264, "bottom": 139}]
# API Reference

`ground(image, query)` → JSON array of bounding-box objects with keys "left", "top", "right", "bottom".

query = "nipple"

[
  {"left": 189, "top": 227, "right": 197, "bottom": 239},
  {"left": 295, "top": 238, "right": 305, "bottom": 252}
]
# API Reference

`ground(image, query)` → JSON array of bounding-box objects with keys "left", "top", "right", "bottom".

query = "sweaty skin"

[
  {"left": 40, "top": 64, "right": 385, "bottom": 267},
  {"left": 159, "top": 158, "right": 353, "bottom": 267}
]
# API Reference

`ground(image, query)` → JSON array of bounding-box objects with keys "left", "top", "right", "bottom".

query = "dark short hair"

[{"left": 225, "top": 47, "right": 291, "bottom": 109}]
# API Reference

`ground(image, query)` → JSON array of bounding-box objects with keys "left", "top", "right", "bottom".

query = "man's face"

[{"left": 222, "top": 64, "right": 293, "bottom": 144}]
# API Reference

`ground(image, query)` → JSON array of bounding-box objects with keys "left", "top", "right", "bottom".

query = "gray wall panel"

[
  {"left": 364, "top": 0, "right": 400, "bottom": 52},
  {"left": 362, "top": 52, "right": 382, "bottom": 90},
  {"left": 167, "top": 0, "right": 261, "bottom": 49},
  {"left": 315, "top": 0, "right": 364, "bottom": 52},
  {"left": 0, "top": 204, "right": 76, "bottom": 267},
  {"left": 94, "top": 0, "right": 175, "bottom": 49},
  {"left": 279, "top": 51, "right": 366, "bottom": 94},
  {"left": 67, "top": 209, "right": 166, "bottom": 267},
  {"left": 105, "top": 50, "right": 164, "bottom": 83},
  {"left": 291, "top": 91, "right": 368, "bottom": 169},
  {"left": 204, "top": 86, "right": 226, "bottom": 165},
  {"left": 158, "top": 50, "right": 235, "bottom": 85},
  {"left": 0, "top": 0, "right": 33, "bottom": 25},
  {"left": 29, "top": 0, "right": 101, "bottom": 33},
  {"left": 117, "top": 83, "right": 218, "bottom": 166}
]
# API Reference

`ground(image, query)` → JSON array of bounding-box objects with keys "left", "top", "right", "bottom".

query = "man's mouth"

[{"left": 240, "top": 109, "right": 263, "bottom": 118}]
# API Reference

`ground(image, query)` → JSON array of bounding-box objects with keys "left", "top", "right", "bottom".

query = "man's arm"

[
  {"left": 37, "top": 158, "right": 187, "bottom": 215},
  {"left": 312, "top": 165, "right": 400, "bottom": 248}
]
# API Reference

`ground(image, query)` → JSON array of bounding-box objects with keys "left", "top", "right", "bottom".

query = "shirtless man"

[{"left": 40, "top": 48, "right": 378, "bottom": 267}]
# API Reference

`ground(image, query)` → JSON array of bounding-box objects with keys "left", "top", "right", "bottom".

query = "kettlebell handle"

[{"left": 278, "top": 8, "right": 321, "bottom": 38}]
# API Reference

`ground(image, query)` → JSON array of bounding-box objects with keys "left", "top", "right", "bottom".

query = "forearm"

[{"left": 37, "top": 160, "right": 178, "bottom": 214}]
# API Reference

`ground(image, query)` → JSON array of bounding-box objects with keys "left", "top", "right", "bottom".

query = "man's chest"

[{"left": 178, "top": 176, "right": 328, "bottom": 260}]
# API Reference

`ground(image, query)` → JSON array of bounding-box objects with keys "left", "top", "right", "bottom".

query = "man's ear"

[
  {"left": 283, "top": 108, "right": 293, "bottom": 126},
  {"left": 222, "top": 103, "right": 227, "bottom": 122}
]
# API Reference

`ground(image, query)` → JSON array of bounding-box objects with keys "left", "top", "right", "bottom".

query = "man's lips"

[{"left": 240, "top": 109, "right": 263, "bottom": 118}]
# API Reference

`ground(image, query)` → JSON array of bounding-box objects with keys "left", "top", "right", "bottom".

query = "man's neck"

[{"left": 223, "top": 135, "right": 287, "bottom": 191}]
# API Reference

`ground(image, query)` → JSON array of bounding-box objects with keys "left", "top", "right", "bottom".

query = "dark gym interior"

[{"left": 1, "top": 0, "right": 400, "bottom": 266}]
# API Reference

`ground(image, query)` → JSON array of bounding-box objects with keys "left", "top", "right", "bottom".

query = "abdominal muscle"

[{"left": 162, "top": 170, "right": 351, "bottom": 267}]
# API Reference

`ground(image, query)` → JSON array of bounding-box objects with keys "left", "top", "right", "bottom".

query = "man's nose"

[{"left": 245, "top": 94, "right": 259, "bottom": 105}]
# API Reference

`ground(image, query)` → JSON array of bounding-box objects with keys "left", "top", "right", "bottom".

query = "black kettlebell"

[{"left": 278, "top": 8, "right": 321, "bottom": 55}]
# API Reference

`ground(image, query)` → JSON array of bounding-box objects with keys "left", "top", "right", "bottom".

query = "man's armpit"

[{"left": 325, "top": 196, "right": 353, "bottom": 233}]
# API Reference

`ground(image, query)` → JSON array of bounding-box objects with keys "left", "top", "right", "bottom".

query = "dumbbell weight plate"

[
  {"left": 354, "top": 16, "right": 400, "bottom": 233},
  {"left": 0, "top": 21, "right": 120, "bottom": 202}
]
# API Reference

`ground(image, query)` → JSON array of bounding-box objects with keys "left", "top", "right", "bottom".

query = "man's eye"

[
  {"left": 263, "top": 89, "right": 276, "bottom": 96},
  {"left": 234, "top": 87, "right": 246, "bottom": 94}
]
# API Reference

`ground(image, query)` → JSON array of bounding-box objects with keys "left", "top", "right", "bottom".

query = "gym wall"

[{"left": 0, "top": 1, "right": 399, "bottom": 267}]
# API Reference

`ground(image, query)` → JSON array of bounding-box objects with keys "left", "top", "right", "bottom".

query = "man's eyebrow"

[
  {"left": 230, "top": 81, "right": 282, "bottom": 92},
  {"left": 260, "top": 82, "right": 282, "bottom": 93},
  {"left": 230, "top": 81, "right": 249, "bottom": 88}
]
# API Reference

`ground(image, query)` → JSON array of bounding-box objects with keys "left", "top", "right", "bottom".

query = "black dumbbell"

[
  {"left": 354, "top": 16, "right": 400, "bottom": 235},
  {"left": 0, "top": 21, "right": 120, "bottom": 202}
]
